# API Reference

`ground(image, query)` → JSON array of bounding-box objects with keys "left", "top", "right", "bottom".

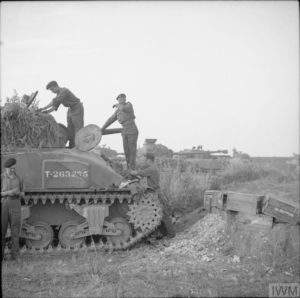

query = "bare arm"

[
  {"left": 102, "top": 110, "right": 118, "bottom": 130},
  {"left": 41, "top": 106, "right": 57, "bottom": 114},
  {"left": 1, "top": 177, "right": 24, "bottom": 197},
  {"left": 38, "top": 101, "right": 54, "bottom": 112},
  {"left": 1, "top": 187, "right": 21, "bottom": 197},
  {"left": 39, "top": 89, "right": 67, "bottom": 112}
]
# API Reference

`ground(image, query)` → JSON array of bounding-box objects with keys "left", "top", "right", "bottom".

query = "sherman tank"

[{"left": 2, "top": 124, "right": 163, "bottom": 253}]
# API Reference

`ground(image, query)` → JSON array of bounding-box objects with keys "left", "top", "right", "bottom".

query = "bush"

[
  {"left": 157, "top": 157, "right": 292, "bottom": 215},
  {"left": 138, "top": 143, "right": 173, "bottom": 158},
  {"left": 1, "top": 91, "right": 60, "bottom": 150},
  {"left": 98, "top": 145, "right": 118, "bottom": 158},
  {"left": 219, "top": 161, "right": 264, "bottom": 185},
  {"left": 159, "top": 162, "right": 213, "bottom": 213}
]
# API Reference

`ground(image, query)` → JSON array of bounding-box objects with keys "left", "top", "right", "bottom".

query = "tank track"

[
  {"left": 13, "top": 190, "right": 163, "bottom": 255},
  {"left": 22, "top": 190, "right": 133, "bottom": 206}
]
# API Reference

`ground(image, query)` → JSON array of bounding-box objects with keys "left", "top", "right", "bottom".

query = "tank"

[
  {"left": 172, "top": 148, "right": 230, "bottom": 174},
  {"left": 174, "top": 148, "right": 229, "bottom": 159},
  {"left": 2, "top": 126, "right": 163, "bottom": 253}
]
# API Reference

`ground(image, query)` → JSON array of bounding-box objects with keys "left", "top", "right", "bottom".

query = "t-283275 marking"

[{"left": 44, "top": 170, "right": 88, "bottom": 178}]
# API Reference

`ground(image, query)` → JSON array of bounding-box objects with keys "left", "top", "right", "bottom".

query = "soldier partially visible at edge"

[
  {"left": 1, "top": 158, "right": 24, "bottom": 261},
  {"left": 101, "top": 93, "right": 139, "bottom": 170},
  {"left": 38, "top": 81, "right": 84, "bottom": 148},
  {"left": 129, "top": 152, "right": 176, "bottom": 238}
]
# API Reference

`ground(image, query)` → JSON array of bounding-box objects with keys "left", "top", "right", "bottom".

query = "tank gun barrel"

[
  {"left": 174, "top": 149, "right": 228, "bottom": 155},
  {"left": 209, "top": 150, "right": 228, "bottom": 154}
]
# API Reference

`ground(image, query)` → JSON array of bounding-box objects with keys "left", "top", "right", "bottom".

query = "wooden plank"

[
  {"left": 211, "top": 206, "right": 218, "bottom": 213},
  {"left": 236, "top": 213, "right": 273, "bottom": 231},
  {"left": 216, "top": 192, "right": 226, "bottom": 209},
  {"left": 203, "top": 191, "right": 212, "bottom": 212},
  {"left": 262, "top": 195, "right": 300, "bottom": 225},
  {"left": 224, "top": 191, "right": 264, "bottom": 215},
  {"left": 204, "top": 190, "right": 224, "bottom": 212},
  {"left": 206, "top": 190, "right": 224, "bottom": 208}
]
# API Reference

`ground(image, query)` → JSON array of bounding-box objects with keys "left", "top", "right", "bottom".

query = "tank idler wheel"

[
  {"left": 58, "top": 221, "right": 85, "bottom": 249},
  {"left": 25, "top": 221, "right": 54, "bottom": 250},
  {"left": 106, "top": 217, "right": 132, "bottom": 246}
]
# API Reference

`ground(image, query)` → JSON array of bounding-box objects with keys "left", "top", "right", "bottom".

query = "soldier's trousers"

[
  {"left": 1, "top": 199, "right": 21, "bottom": 259},
  {"left": 122, "top": 133, "right": 138, "bottom": 170},
  {"left": 157, "top": 190, "right": 176, "bottom": 237},
  {"left": 67, "top": 102, "right": 84, "bottom": 148}
]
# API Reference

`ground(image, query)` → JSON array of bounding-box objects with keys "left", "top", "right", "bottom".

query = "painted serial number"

[{"left": 44, "top": 170, "right": 88, "bottom": 178}]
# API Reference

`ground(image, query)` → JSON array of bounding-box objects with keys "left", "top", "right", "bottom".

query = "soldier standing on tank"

[
  {"left": 38, "top": 81, "right": 84, "bottom": 148},
  {"left": 101, "top": 93, "right": 139, "bottom": 170},
  {"left": 1, "top": 158, "right": 24, "bottom": 261},
  {"left": 129, "top": 152, "right": 176, "bottom": 238}
]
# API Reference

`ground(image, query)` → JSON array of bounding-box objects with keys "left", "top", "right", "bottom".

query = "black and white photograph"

[{"left": 1, "top": 1, "right": 299, "bottom": 297}]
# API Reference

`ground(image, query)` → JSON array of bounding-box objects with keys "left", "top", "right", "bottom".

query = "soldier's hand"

[
  {"left": 129, "top": 170, "right": 138, "bottom": 176},
  {"left": 122, "top": 170, "right": 131, "bottom": 179},
  {"left": 12, "top": 189, "right": 20, "bottom": 196}
]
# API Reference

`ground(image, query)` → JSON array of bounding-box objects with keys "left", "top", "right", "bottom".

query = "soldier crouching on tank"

[
  {"left": 38, "top": 81, "right": 84, "bottom": 148},
  {"left": 1, "top": 158, "right": 24, "bottom": 261},
  {"left": 129, "top": 152, "right": 176, "bottom": 238},
  {"left": 101, "top": 93, "right": 139, "bottom": 170}
]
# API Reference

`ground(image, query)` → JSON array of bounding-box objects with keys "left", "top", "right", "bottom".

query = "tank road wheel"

[
  {"left": 25, "top": 221, "right": 54, "bottom": 250},
  {"left": 58, "top": 221, "right": 85, "bottom": 249},
  {"left": 106, "top": 217, "right": 132, "bottom": 246}
]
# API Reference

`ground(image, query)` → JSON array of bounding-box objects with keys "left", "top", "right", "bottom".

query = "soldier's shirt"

[
  {"left": 1, "top": 172, "right": 23, "bottom": 198},
  {"left": 52, "top": 88, "right": 81, "bottom": 110},
  {"left": 103, "top": 102, "right": 138, "bottom": 135},
  {"left": 137, "top": 164, "right": 160, "bottom": 190}
]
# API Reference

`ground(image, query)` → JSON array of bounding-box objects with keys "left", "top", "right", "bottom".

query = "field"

[{"left": 2, "top": 157, "right": 299, "bottom": 298}]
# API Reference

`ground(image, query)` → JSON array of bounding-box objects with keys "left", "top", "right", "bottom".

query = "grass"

[
  {"left": 158, "top": 157, "right": 299, "bottom": 214},
  {"left": 4, "top": 243, "right": 295, "bottom": 298},
  {"left": 2, "top": 249, "right": 209, "bottom": 297},
  {"left": 2, "top": 156, "right": 299, "bottom": 298}
]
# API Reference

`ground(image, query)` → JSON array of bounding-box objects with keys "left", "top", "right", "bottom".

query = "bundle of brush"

[{"left": 1, "top": 92, "right": 60, "bottom": 151}]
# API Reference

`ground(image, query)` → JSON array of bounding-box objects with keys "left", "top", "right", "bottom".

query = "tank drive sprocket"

[{"left": 127, "top": 192, "right": 163, "bottom": 232}]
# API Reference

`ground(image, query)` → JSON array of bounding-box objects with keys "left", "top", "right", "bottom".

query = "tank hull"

[
  {"left": 2, "top": 148, "right": 123, "bottom": 191},
  {"left": 2, "top": 148, "right": 163, "bottom": 252}
]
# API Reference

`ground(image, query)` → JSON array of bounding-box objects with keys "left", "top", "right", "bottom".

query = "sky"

[{"left": 1, "top": 1, "right": 299, "bottom": 157}]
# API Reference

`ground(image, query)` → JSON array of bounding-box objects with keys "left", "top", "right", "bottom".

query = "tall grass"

[
  {"left": 161, "top": 171, "right": 209, "bottom": 212},
  {"left": 157, "top": 157, "right": 295, "bottom": 213},
  {"left": 217, "top": 160, "right": 270, "bottom": 185}
]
